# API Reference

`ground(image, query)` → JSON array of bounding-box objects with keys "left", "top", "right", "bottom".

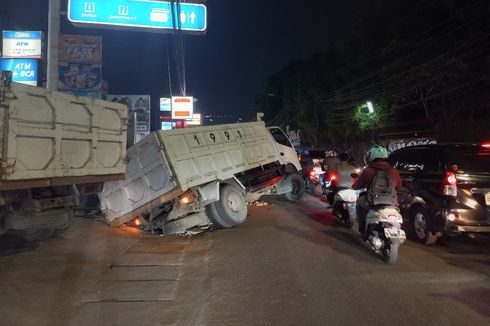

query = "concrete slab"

[
  {"left": 95, "top": 280, "right": 178, "bottom": 301},
  {"left": 104, "top": 265, "right": 181, "bottom": 281},
  {"left": 126, "top": 243, "right": 187, "bottom": 254},
  {"left": 113, "top": 253, "right": 182, "bottom": 266},
  {"left": 74, "top": 301, "right": 177, "bottom": 326}
]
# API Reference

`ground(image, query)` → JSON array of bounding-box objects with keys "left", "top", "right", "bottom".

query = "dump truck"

[
  {"left": 0, "top": 72, "right": 128, "bottom": 241},
  {"left": 99, "top": 119, "right": 304, "bottom": 234}
]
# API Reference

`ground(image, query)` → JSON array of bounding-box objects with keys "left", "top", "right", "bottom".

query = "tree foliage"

[{"left": 257, "top": 0, "right": 490, "bottom": 144}]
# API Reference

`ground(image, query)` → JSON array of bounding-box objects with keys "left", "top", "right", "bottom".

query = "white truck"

[
  {"left": 99, "top": 119, "right": 304, "bottom": 234},
  {"left": 0, "top": 72, "right": 128, "bottom": 241}
]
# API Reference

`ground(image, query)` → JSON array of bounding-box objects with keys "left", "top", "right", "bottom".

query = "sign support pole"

[{"left": 47, "top": 0, "right": 60, "bottom": 90}]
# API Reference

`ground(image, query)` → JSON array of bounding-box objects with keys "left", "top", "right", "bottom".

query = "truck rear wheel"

[
  {"left": 284, "top": 173, "right": 305, "bottom": 202},
  {"left": 205, "top": 185, "right": 247, "bottom": 229}
]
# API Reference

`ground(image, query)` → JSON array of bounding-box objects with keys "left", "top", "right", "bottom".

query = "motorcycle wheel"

[
  {"left": 382, "top": 242, "right": 399, "bottom": 265},
  {"left": 305, "top": 180, "right": 314, "bottom": 194},
  {"left": 343, "top": 210, "right": 353, "bottom": 229}
]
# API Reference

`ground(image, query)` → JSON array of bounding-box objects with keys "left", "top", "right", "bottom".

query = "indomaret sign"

[
  {"left": 67, "top": 0, "right": 207, "bottom": 34},
  {"left": 172, "top": 96, "right": 194, "bottom": 119}
]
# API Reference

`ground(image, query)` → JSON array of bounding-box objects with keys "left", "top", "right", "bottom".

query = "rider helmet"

[{"left": 367, "top": 145, "right": 388, "bottom": 162}]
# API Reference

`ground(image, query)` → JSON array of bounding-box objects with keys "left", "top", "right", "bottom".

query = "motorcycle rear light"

[
  {"left": 481, "top": 142, "right": 490, "bottom": 149},
  {"left": 443, "top": 172, "right": 458, "bottom": 197},
  {"left": 447, "top": 212, "right": 458, "bottom": 222}
]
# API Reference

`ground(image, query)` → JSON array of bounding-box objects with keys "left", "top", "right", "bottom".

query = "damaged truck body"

[{"left": 100, "top": 120, "right": 304, "bottom": 234}]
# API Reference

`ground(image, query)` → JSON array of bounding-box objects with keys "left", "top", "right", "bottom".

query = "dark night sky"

[{"left": 0, "top": 0, "right": 359, "bottom": 128}]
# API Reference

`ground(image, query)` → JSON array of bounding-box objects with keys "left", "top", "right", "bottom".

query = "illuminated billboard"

[
  {"left": 0, "top": 58, "right": 39, "bottom": 86},
  {"left": 2, "top": 31, "right": 42, "bottom": 58},
  {"left": 160, "top": 97, "right": 171, "bottom": 112},
  {"left": 171, "top": 96, "right": 193, "bottom": 119},
  {"left": 186, "top": 113, "right": 202, "bottom": 126}
]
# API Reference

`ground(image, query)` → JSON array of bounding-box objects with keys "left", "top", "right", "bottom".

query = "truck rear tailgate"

[
  {"left": 100, "top": 132, "right": 179, "bottom": 226},
  {"left": 0, "top": 81, "right": 128, "bottom": 190}
]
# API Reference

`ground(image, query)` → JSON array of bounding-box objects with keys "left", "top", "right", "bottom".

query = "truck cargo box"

[
  {"left": 100, "top": 121, "right": 281, "bottom": 225},
  {"left": 0, "top": 80, "right": 128, "bottom": 191}
]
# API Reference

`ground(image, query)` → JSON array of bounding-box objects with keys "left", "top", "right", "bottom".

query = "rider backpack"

[{"left": 368, "top": 169, "right": 397, "bottom": 206}]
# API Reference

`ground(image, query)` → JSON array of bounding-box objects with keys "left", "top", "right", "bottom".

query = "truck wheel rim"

[
  {"left": 227, "top": 192, "right": 242, "bottom": 214},
  {"left": 414, "top": 213, "right": 427, "bottom": 239},
  {"left": 291, "top": 179, "right": 300, "bottom": 194}
]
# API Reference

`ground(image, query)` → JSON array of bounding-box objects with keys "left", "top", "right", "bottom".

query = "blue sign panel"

[
  {"left": 68, "top": 0, "right": 207, "bottom": 33},
  {"left": 0, "top": 58, "right": 39, "bottom": 86},
  {"left": 2, "top": 31, "right": 42, "bottom": 40}
]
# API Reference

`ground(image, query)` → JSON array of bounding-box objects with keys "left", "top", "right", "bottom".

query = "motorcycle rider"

[
  {"left": 326, "top": 152, "right": 356, "bottom": 204},
  {"left": 320, "top": 149, "right": 340, "bottom": 193},
  {"left": 352, "top": 145, "right": 402, "bottom": 237},
  {"left": 333, "top": 152, "right": 356, "bottom": 188},
  {"left": 322, "top": 149, "right": 341, "bottom": 173}
]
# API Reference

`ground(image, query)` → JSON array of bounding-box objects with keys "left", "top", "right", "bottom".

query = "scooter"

[
  {"left": 332, "top": 188, "right": 358, "bottom": 228},
  {"left": 352, "top": 171, "right": 406, "bottom": 265},
  {"left": 363, "top": 204, "right": 406, "bottom": 264}
]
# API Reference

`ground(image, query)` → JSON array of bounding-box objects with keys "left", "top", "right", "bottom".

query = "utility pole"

[{"left": 47, "top": 0, "right": 60, "bottom": 90}]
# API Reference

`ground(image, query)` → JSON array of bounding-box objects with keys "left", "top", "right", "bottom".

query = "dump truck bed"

[
  {"left": 0, "top": 80, "right": 128, "bottom": 191},
  {"left": 100, "top": 121, "right": 281, "bottom": 225}
]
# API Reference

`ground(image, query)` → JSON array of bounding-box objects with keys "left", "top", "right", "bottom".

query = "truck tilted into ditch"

[
  {"left": 0, "top": 72, "right": 128, "bottom": 241},
  {"left": 99, "top": 120, "right": 304, "bottom": 234}
]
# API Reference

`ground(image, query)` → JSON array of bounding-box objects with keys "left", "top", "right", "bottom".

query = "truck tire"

[
  {"left": 284, "top": 173, "right": 305, "bottom": 202},
  {"left": 205, "top": 185, "right": 247, "bottom": 229},
  {"left": 163, "top": 212, "right": 210, "bottom": 235},
  {"left": 15, "top": 228, "right": 55, "bottom": 242}
]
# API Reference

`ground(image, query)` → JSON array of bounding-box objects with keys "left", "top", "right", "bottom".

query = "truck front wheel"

[
  {"left": 206, "top": 185, "right": 247, "bottom": 229},
  {"left": 283, "top": 173, "right": 305, "bottom": 202}
]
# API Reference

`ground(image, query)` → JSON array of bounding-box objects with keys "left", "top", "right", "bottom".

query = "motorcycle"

[
  {"left": 332, "top": 188, "right": 359, "bottom": 228},
  {"left": 305, "top": 164, "right": 323, "bottom": 195},
  {"left": 363, "top": 204, "right": 406, "bottom": 264}
]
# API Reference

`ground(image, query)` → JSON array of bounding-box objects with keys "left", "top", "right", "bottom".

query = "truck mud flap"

[{"left": 162, "top": 211, "right": 210, "bottom": 235}]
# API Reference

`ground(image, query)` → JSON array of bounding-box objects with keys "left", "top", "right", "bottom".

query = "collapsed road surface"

[{"left": 1, "top": 195, "right": 489, "bottom": 326}]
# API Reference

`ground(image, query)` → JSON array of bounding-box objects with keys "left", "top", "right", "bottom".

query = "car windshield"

[{"left": 446, "top": 146, "right": 490, "bottom": 174}]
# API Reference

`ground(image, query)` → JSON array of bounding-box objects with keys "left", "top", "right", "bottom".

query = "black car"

[{"left": 388, "top": 143, "right": 490, "bottom": 245}]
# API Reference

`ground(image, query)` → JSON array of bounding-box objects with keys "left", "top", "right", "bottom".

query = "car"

[{"left": 388, "top": 143, "right": 490, "bottom": 245}]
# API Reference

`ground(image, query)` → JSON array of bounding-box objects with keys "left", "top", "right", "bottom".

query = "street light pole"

[{"left": 47, "top": 0, "right": 60, "bottom": 90}]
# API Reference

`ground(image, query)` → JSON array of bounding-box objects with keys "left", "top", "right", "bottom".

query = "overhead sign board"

[
  {"left": 172, "top": 96, "right": 194, "bottom": 119},
  {"left": 67, "top": 0, "right": 207, "bottom": 33},
  {"left": 0, "top": 58, "right": 39, "bottom": 86},
  {"left": 2, "top": 31, "right": 42, "bottom": 58}
]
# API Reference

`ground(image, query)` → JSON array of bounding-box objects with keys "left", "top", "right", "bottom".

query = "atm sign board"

[
  {"left": 2, "top": 31, "right": 42, "bottom": 58},
  {"left": 0, "top": 58, "right": 39, "bottom": 86},
  {"left": 172, "top": 96, "right": 194, "bottom": 119}
]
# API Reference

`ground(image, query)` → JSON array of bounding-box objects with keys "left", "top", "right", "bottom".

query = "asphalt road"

[{"left": 1, "top": 194, "right": 489, "bottom": 326}]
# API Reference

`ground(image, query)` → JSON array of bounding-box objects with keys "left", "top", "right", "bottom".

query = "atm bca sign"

[{"left": 172, "top": 96, "right": 194, "bottom": 119}]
